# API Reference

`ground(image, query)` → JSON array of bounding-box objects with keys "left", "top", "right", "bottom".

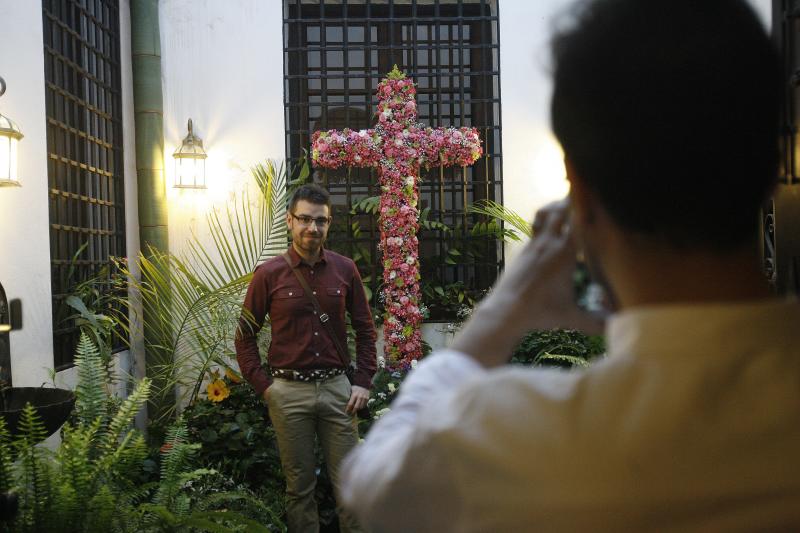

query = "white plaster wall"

[
  {"left": 0, "top": 0, "right": 774, "bottom": 393},
  {"left": 0, "top": 0, "right": 139, "bottom": 399},
  {"left": 159, "top": 0, "right": 286, "bottom": 260},
  {"left": 499, "top": 0, "right": 772, "bottom": 263},
  {"left": 0, "top": 0, "right": 54, "bottom": 388}
]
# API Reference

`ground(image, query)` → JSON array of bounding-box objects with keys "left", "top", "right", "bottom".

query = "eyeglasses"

[{"left": 291, "top": 213, "right": 331, "bottom": 227}]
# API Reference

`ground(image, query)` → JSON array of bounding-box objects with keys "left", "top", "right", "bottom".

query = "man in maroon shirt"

[{"left": 235, "top": 183, "right": 377, "bottom": 532}]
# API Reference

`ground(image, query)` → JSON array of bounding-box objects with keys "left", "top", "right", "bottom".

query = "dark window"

[
  {"left": 43, "top": 0, "right": 125, "bottom": 368},
  {"left": 284, "top": 0, "right": 502, "bottom": 318}
]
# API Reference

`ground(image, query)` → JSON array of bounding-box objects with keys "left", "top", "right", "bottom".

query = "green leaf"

[
  {"left": 200, "top": 428, "right": 219, "bottom": 442},
  {"left": 468, "top": 199, "right": 532, "bottom": 242},
  {"left": 235, "top": 412, "right": 250, "bottom": 427}
]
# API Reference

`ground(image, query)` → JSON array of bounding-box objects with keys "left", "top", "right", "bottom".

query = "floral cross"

[{"left": 312, "top": 66, "right": 482, "bottom": 369}]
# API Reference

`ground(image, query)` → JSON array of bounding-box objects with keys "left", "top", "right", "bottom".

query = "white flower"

[
  {"left": 389, "top": 271, "right": 397, "bottom": 280},
  {"left": 405, "top": 176, "right": 415, "bottom": 186},
  {"left": 387, "top": 383, "right": 396, "bottom": 393},
  {"left": 411, "top": 359, "right": 419, "bottom": 369},
  {"left": 406, "top": 256, "right": 415, "bottom": 265},
  {"left": 358, "top": 129, "right": 368, "bottom": 137},
  {"left": 375, "top": 407, "right": 391, "bottom": 418}
]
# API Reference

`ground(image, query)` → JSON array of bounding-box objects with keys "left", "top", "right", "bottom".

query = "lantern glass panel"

[
  {"left": 0, "top": 135, "right": 18, "bottom": 184},
  {"left": 9, "top": 137, "right": 17, "bottom": 181},
  {"left": 175, "top": 156, "right": 206, "bottom": 189},
  {"left": 0, "top": 136, "right": 9, "bottom": 181}
]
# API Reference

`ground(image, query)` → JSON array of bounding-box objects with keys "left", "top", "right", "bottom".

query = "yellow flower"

[
  {"left": 225, "top": 367, "right": 242, "bottom": 384},
  {"left": 207, "top": 379, "right": 230, "bottom": 402}
]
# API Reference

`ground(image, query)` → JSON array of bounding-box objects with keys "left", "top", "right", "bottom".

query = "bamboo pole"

[{"left": 130, "top": 0, "right": 172, "bottom": 428}]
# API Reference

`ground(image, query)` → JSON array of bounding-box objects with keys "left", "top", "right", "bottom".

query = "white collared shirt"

[{"left": 341, "top": 299, "right": 800, "bottom": 532}]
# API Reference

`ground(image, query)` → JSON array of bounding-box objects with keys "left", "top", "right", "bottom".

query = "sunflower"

[{"left": 207, "top": 379, "right": 230, "bottom": 402}]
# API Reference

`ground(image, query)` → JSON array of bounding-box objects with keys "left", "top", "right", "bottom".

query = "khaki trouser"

[{"left": 267, "top": 373, "right": 362, "bottom": 533}]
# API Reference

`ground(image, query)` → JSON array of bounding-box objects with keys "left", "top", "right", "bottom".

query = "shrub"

[{"left": 511, "top": 329, "right": 605, "bottom": 368}]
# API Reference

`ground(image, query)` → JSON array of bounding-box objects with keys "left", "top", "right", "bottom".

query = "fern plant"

[
  {"left": 0, "top": 417, "right": 12, "bottom": 494},
  {"left": 2, "top": 333, "right": 151, "bottom": 532},
  {"left": 73, "top": 332, "right": 108, "bottom": 428},
  {"left": 131, "top": 418, "right": 272, "bottom": 533},
  {"left": 2, "top": 333, "right": 273, "bottom": 532},
  {"left": 11, "top": 404, "right": 54, "bottom": 532}
]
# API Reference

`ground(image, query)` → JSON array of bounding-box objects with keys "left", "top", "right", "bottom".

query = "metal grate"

[
  {"left": 43, "top": 0, "right": 126, "bottom": 368},
  {"left": 283, "top": 0, "right": 502, "bottom": 318},
  {"left": 766, "top": 0, "right": 800, "bottom": 295}
]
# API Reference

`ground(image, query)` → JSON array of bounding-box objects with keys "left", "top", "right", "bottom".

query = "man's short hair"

[
  {"left": 551, "top": 0, "right": 781, "bottom": 249},
  {"left": 289, "top": 183, "right": 331, "bottom": 213}
]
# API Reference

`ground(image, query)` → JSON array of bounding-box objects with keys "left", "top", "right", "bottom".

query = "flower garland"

[{"left": 312, "top": 66, "right": 482, "bottom": 370}]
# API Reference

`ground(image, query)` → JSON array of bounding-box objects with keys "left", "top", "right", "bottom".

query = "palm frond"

[
  {"left": 468, "top": 199, "right": 533, "bottom": 241},
  {"left": 535, "top": 352, "right": 591, "bottom": 368},
  {"left": 114, "top": 158, "right": 291, "bottom": 419}
]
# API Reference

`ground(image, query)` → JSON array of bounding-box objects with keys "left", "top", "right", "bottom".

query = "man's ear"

[{"left": 565, "top": 158, "right": 596, "bottom": 227}]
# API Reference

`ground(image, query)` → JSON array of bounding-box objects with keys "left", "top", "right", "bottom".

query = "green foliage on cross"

[{"left": 387, "top": 64, "right": 406, "bottom": 80}]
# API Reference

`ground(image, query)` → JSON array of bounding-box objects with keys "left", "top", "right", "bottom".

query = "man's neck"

[
  {"left": 292, "top": 242, "right": 321, "bottom": 265},
  {"left": 608, "top": 242, "right": 772, "bottom": 309}
]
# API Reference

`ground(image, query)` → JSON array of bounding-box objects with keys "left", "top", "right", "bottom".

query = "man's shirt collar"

[{"left": 287, "top": 245, "right": 328, "bottom": 267}]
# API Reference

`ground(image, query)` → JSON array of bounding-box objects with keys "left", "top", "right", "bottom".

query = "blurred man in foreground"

[{"left": 340, "top": 0, "right": 800, "bottom": 530}]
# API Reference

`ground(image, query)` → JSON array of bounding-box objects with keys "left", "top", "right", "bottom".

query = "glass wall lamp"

[
  {"left": 173, "top": 118, "right": 207, "bottom": 189},
  {"left": 0, "top": 76, "right": 23, "bottom": 187}
]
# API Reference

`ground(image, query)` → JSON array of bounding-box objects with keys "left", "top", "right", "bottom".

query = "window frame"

[
  {"left": 283, "top": 0, "right": 503, "bottom": 319},
  {"left": 43, "top": 0, "right": 126, "bottom": 369}
]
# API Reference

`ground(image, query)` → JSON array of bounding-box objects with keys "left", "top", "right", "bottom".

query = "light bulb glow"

[{"left": 0, "top": 135, "right": 19, "bottom": 186}]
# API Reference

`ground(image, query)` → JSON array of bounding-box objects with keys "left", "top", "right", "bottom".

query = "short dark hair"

[
  {"left": 289, "top": 183, "right": 331, "bottom": 213},
  {"left": 551, "top": 0, "right": 781, "bottom": 249}
]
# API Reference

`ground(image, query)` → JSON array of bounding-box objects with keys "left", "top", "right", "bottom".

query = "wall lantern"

[
  {"left": 0, "top": 77, "right": 23, "bottom": 188},
  {"left": 173, "top": 118, "right": 207, "bottom": 189}
]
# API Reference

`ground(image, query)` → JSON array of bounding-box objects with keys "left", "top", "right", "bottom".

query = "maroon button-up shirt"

[{"left": 235, "top": 246, "right": 377, "bottom": 395}]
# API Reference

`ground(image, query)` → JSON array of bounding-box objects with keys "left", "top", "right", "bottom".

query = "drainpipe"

[{"left": 130, "top": 0, "right": 172, "bottom": 424}]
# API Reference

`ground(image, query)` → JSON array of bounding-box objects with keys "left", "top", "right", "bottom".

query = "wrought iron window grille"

[
  {"left": 43, "top": 0, "right": 126, "bottom": 368},
  {"left": 283, "top": 0, "right": 503, "bottom": 318}
]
